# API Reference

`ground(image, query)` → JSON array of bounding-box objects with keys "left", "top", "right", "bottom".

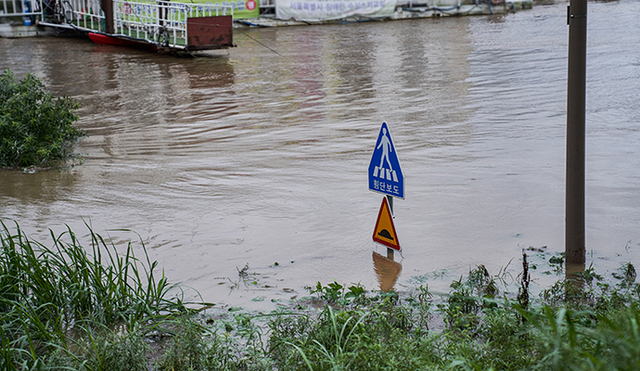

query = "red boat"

[{"left": 88, "top": 33, "right": 159, "bottom": 51}]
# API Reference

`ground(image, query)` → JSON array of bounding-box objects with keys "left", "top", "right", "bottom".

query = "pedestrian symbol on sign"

[
  {"left": 368, "top": 122, "right": 404, "bottom": 199},
  {"left": 373, "top": 127, "right": 399, "bottom": 183}
]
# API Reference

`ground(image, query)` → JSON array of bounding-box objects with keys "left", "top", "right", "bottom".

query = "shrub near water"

[{"left": 0, "top": 69, "right": 84, "bottom": 168}]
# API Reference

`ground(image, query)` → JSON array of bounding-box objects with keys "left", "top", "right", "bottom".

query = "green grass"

[
  {"left": 3, "top": 222, "right": 640, "bottom": 370},
  {"left": 262, "top": 268, "right": 640, "bottom": 371},
  {"left": 0, "top": 220, "right": 188, "bottom": 370}
]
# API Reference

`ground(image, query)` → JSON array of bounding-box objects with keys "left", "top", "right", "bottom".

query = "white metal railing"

[
  {"left": 65, "top": 0, "right": 105, "bottom": 29},
  {"left": 0, "top": 0, "right": 43, "bottom": 20},
  {"left": 112, "top": 0, "right": 232, "bottom": 48}
]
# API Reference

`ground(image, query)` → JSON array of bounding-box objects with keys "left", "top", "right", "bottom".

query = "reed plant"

[{"left": 0, "top": 220, "right": 187, "bottom": 370}]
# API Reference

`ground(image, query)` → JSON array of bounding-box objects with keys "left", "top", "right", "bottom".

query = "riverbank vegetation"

[
  {"left": 2, "top": 221, "right": 640, "bottom": 370},
  {"left": 0, "top": 69, "right": 84, "bottom": 169}
]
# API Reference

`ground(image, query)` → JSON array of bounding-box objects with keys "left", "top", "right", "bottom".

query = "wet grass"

[
  {"left": 3, "top": 221, "right": 640, "bottom": 370},
  {"left": 262, "top": 264, "right": 640, "bottom": 371},
  {"left": 0, "top": 220, "right": 189, "bottom": 370}
]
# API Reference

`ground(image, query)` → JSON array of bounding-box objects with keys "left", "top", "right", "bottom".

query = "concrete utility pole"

[{"left": 566, "top": 0, "right": 587, "bottom": 273}]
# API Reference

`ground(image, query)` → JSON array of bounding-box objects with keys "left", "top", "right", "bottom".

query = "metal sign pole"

[
  {"left": 386, "top": 195, "right": 394, "bottom": 260},
  {"left": 566, "top": 0, "right": 587, "bottom": 273}
]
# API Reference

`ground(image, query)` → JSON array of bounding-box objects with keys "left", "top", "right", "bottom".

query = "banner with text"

[{"left": 276, "top": 0, "right": 395, "bottom": 22}]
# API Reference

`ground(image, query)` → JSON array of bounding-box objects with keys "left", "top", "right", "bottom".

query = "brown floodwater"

[{"left": 1, "top": 0, "right": 639, "bottom": 309}]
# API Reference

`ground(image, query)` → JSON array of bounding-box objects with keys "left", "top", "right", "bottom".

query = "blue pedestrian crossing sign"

[{"left": 368, "top": 122, "right": 404, "bottom": 199}]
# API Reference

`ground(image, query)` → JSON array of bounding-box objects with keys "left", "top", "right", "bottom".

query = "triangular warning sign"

[{"left": 372, "top": 197, "right": 401, "bottom": 251}]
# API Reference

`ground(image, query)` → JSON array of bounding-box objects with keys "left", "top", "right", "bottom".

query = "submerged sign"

[
  {"left": 276, "top": 0, "right": 394, "bottom": 22},
  {"left": 368, "top": 122, "right": 404, "bottom": 199},
  {"left": 372, "top": 197, "right": 401, "bottom": 251}
]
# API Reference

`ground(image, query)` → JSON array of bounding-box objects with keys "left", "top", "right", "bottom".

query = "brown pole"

[
  {"left": 101, "top": 0, "right": 114, "bottom": 34},
  {"left": 158, "top": 0, "right": 170, "bottom": 27},
  {"left": 565, "top": 0, "right": 587, "bottom": 272}
]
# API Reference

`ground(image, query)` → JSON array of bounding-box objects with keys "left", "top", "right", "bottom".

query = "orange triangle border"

[{"left": 372, "top": 197, "right": 401, "bottom": 251}]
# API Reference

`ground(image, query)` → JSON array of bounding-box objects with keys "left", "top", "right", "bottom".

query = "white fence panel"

[
  {"left": 0, "top": 0, "right": 43, "bottom": 20},
  {"left": 112, "top": 0, "right": 232, "bottom": 48},
  {"left": 65, "top": 0, "right": 105, "bottom": 28}
]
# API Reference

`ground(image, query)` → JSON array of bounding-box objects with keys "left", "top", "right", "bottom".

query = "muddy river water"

[{"left": 1, "top": 0, "right": 639, "bottom": 309}]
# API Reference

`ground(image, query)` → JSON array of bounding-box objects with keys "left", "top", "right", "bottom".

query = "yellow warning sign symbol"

[{"left": 372, "top": 197, "right": 401, "bottom": 251}]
